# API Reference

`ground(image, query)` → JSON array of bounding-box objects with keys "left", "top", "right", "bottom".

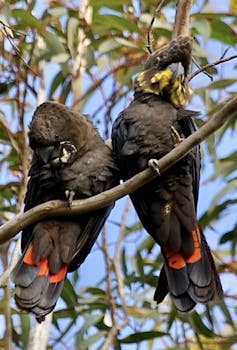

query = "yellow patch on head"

[
  {"left": 150, "top": 69, "right": 173, "bottom": 90},
  {"left": 137, "top": 68, "right": 174, "bottom": 95},
  {"left": 136, "top": 67, "right": 193, "bottom": 107},
  {"left": 169, "top": 77, "right": 193, "bottom": 107}
]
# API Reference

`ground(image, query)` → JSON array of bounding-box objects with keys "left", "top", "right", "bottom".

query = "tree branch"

[
  {"left": 0, "top": 95, "right": 236, "bottom": 245},
  {"left": 146, "top": 0, "right": 166, "bottom": 53},
  {"left": 172, "top": 0, "right": 193, "bottom": 39},
  {"left": 189, "top": 54, "right": 237, "bottom": 81}
]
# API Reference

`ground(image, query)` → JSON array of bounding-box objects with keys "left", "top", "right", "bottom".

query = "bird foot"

[
  {"left": 171, "top": 126, "right": 184, "bottom": 146},
  {"left": 148, "top": 158, "right": 160, "bottom": 175},
  {"left": 59, "top": 141, "right": 77, "bottom": 164},
  {"left": 65, "top": 190, "right": 76, "bottom": 207},
  {"left": 51, "top": 141, "right": 77, "bottom": 167}
]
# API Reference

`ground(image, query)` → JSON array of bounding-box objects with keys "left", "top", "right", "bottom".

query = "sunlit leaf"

[{"left": 210, "top": 20, "right": 237, "bottom": 45}]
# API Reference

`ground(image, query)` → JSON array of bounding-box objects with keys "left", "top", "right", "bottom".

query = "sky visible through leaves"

[{"left": 0, "top": 0, "right": 236, "bottom": 349}]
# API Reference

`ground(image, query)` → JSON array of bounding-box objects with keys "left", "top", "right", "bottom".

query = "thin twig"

[
  {"left": 192, "top": 57, "right": 213, "bottom": 81},
  {"left": 73, "top": 56, "right": 144, "bottom": 107},
  {"left": 101, "top": 226, "right": 116, "bottom": 326},
  {"left": 0, "top": 237, "right": 21, "bottom": 286},
  {"left": 0, "top": 21, "right": 38, "bottom": 76},
  {"left": 146, "top": 0, "right": 166, "bottom": 53},
  {"left": 0, "top": 95, "right": 236, "bottom": 244},
  {"left": 189, "top": 54, "right": 237, "bottom": 81},
  {"left": 113, "top": 198, "right": 131, "bottom": 327},
  {"left": 1, "top": 242, "right": 13, "bottom": 350},
  {"left": 101, "top": 326, "right": 119, "bottom": 350},
  {"left": 100, "top": 226, "right": 119, "bottom": 350}
]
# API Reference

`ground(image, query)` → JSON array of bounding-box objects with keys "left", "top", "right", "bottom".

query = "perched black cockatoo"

[
  {"left": 12, "top": 102, "right": 118, "bottom": 322},
  {"left": 112, "top": 36, "right": 223, "bottom": 312}
]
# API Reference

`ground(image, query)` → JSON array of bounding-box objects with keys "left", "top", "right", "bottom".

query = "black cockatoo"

[
  {"left": 12, "top": 102, "right": 118, "bottom": 322},
  {"left": 112, "top": 36, "right": 223, "bottom": 312}
]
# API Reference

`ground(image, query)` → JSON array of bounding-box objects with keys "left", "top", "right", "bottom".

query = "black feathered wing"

[
  {"left": 112, "top": 106, "right": 223, "bottom": 312},
  {"left": 12, "top": 143, "right": 116, "bottom": 322}
]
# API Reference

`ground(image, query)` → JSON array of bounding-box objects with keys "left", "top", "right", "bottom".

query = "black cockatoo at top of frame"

[
  {"left": 12, "top": 102, "right": 118, "bottom": 322},
  {"left": 112, "top": 36, "right": 223, "bottom": 312}
]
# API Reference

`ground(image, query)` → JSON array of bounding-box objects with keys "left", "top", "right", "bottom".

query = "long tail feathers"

[
  {"left": 154, "top": 226, "right": 223, "bottom": 312},
  {"left": 11, "top": 244, "right": 67, "bottom": 322}
]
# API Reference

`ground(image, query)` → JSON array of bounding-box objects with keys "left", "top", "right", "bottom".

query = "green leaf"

[
  {"left": 220, "top": 229, "right": 237, "bottom": 244},
  {"left": 77, "top": 331, "right": 107, "bottom": 349},
  {"left": 41, "top": 31, "right": 66, "bottom": 55},
  {"left": 12, "top": 9, "right": 43, "bottom": 30},
  {"left": 115, "top": 37, "right": 138, "bottom": 48},
  {"left": 119, "top": 331, "right": 167, "bottom": 343},
  {"left": 208, "top": 79, "right": 236, "bottom": 90},
  {"left": 92, "top": 0, "right": 130, "bottom": 11},
  {"left": 121, "top": 247, "right": 128, "bottom": 279},
  {"left": 199, "top": 199, "right": 237, "bottom": 227},
  {"left": 136, "top": 250, "right": 144, "bottom": 278},
  {"left": 12, "top": 9, "right": 66, "bottom": 55},
  {"left": 48, "top": 70, "right": 64, "bottom": 99},
  {"left": 84, "top": 287, "right": 106, "bottom": 296},
  {"left": 210, "top": 19, "right": 237, "bottom": 45},
  {"left": 191, "top": 312, "right": 217, "bottom": 338},
  {"left": 98, "top": 38, "right": 121, "bottom": 54},
  {"left": 61, "top": 278, "right": 78, "bottom": 306},
  {"left": 124, "top": 305, "right": 157, "bottom": 318},
  {"left": 19, "top": 314, "right": 31, "bottom": 349},
  {"left": 138, "top": 236, "right": 155, "bottom": 252},
  {"left": 218, "top": 300, "right": 235, "bottom": 328},
  {"left": 76, "top": 314, "right": 104, "bottom": 346},
  {"left": 193, "top": 18, "right": 211, "bottom": 41},
  {"left": 94, "top": 14, "right": 138, "bottom": 33},
  {"left": 209, "top": 180, "right": 237, "bottom": 209}
]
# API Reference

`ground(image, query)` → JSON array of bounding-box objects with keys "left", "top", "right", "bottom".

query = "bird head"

[
  {"left": 28, "top": 102, "right": 100, "bottom": 158},
  {"left": 134, "top": 36, "right": 193, "bottom": 107}
]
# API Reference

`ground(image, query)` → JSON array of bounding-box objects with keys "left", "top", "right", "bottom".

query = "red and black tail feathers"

[
  {"left": 154, "top": 226, "right": 223, "bottom": 312},
  {"left": 11, "top": 243, "right": 68, "bottom": 323}
]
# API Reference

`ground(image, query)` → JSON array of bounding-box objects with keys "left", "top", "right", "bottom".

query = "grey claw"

[
  {"left": 148, "top": 159, "right": 160, "bottom": 175},
  {"left": 171, "top": 126, "right": 185, "bottom": 146},
  {"left": 65, "top": 190, "right": 75, "bottom": 206}
]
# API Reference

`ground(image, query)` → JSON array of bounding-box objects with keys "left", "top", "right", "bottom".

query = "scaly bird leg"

[
  {"left": 51, "top": 141, "right": 77, "bottom": 166},
  {"left": 65, "top": 190, "right": 76, "bottom": 207},
  {"left": 171, "top": 126, "right": 185, "bottom": 147}
]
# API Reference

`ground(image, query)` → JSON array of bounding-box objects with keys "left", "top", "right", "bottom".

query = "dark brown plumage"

[
  {"left": 12, "top": 102, "right": 118, "bottom": 322},
  {"left": 111, "top": 37, "right": 223, "bottom": 311}
]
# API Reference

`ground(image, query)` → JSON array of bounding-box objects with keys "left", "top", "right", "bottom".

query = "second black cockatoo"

[
  {"left": 12, "top": 102, "right": 118, "bottom": 322},
  {"left": 112, "top": 36, "right": 223, "bottom": 311}
]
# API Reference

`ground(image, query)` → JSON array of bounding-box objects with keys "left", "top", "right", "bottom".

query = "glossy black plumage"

[
  {"left": 112, "top": 37, "right": 223, "bottom": 311},
  {"left": 12, "top": 102, "right": 118, "bottom": 322}
]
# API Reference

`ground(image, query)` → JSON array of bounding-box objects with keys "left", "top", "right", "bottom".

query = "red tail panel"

[
  {"left": 186, "top": 227, "right": 201, "bottom": 264},
  {"left": 50, "top": 265, "right": 67, "bottom": 283},
  {"left": 23, "top": 244, "right": 67, "bottom": 282},
  {"left": 165, "top": 247, "right": 186, "bottom": 269}
]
